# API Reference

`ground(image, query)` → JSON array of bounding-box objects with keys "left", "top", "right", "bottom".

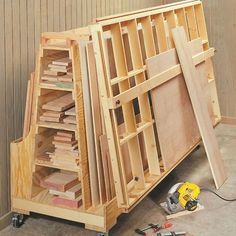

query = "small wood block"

[
  {"left": 54, "top": 149, "right": 79, "bottom": 157},
  {"left": 48, "top": 64, "right": 72, "bottom": 70},
  {"left": 57, "top": 130, "right": 75, "bottom": 138},
  {"left": 58, "top": 74, "right": 73, "bottom": 82},
  {"left": 41, "top": 75, "right": 59, "bottom": 82},
  {"left": 65, "top": 107, "right": 76, "bottom": 116},
  {"left": 63, "top": 116, "right": 76, "bottom": 124},
  {"left": 40, "top": 172, "right": 79, "bottom": 191},
  {"left": 42, "top": 93, "right": 75, "bottom": 112},
  {"left": 52, "top": 57, "right": 72, "bottom": 66},
  {"left": 166, "top": 204, "right": 204, "bottom": 220},
  {"left": 54, "top": 135, "right": 75, "bottom": 142},
  {"left": 52, "top": 195, "right": 82, "bottom": 208},
  {"left": 44, "top": 70, "right": 66, "bottom": 76},
  {"left": 50, "top": 67, "right": 72, "bottom": 73},
  {"left": 49, "top": 183, "right": 81, "bottom": 199},
  {"left": 39, "top": 115, "right": 63, "bottom": 123},
  {"left": 54, "top": 144, "right": 78, "bottom": 151},
  {"left": 43, "top": 111, "right": 65, "bottom": 118},
  {"left": 53, "top": 140, "right": 77, "bottom": 147}
]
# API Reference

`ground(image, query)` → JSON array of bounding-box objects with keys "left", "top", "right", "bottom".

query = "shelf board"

[
  {"left": 35, "top": 158, "right": 80, "bottom": 172},
  {"left": 37, "top": 121, "right": 77, "bottom": 132}
]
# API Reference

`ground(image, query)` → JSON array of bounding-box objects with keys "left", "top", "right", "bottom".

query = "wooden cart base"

[{"left": 12, "top": 197, "right": 121, "bottom": 233}]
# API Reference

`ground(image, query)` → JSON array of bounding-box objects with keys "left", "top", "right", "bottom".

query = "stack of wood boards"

[
  {"left": 42, "top": 57, "right": 73, "bottom": 85},
  {"left": 40, "top": 93, "right": 75, "bottom": 124},
  {"left": 40, "top": 171, "right": 82, "bottom": 208},
  {"left": 49, "top": 131, "right": 79, "bottom": 169}
]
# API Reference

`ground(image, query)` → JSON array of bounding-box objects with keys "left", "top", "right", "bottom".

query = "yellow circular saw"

[{"left": 161, "top": 182, "right": 200, "bottom": 215}]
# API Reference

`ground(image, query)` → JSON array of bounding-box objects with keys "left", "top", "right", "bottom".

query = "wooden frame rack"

[
  {"left": 90, "top": 0, "right": 222, "bottom": 210},
  {"left": 10, "top": 0, "right": 224, "bottom": 233}
]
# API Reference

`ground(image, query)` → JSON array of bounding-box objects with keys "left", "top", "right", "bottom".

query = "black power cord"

[{"left": 201, "top": 188, "right": 236, "bottom": 202}]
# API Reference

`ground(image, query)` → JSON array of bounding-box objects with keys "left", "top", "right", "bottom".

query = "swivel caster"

[
  {"left": 97, "top": 233, "right": 109, "bottom": 236},
  {"left": 12, "top": 213, "right": 24, "bottom": 228}
]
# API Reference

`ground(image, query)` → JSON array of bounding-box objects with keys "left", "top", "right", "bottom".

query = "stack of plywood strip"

[
  {"left": 42, "top": 57, "right": 73, "bottom": 85},
  {"left": 40, "top": 93, "right": 75, "bottom": 123},
  {"left": 49, "top": 131, "right": 79, "bottom": 169},
  {"left": 40, "top": 171, "right": 82, "bottom": 208}
]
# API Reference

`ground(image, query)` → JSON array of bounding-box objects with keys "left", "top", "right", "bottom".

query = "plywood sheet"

[{"left": 147, "top": 39, "right": 214, "bottom": 170}]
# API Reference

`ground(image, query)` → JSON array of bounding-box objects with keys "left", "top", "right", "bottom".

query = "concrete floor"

[{"left": 1, "top": 123, "right": 236, "bottom": 236}]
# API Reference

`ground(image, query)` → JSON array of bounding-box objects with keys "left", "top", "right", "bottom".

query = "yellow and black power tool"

[{"left": 160, "top": 182, "right": 201, "bottom": 215}]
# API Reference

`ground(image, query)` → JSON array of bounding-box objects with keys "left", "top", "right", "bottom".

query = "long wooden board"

[{"left": 172, "top": 27, "right": 227, "bottom": 189}]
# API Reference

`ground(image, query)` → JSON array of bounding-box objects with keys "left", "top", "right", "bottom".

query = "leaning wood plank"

[
  {"left": 80, "top": 41, "right": 101, "bottom": 206},
  {"left": 87, "top": 42, "right": 108, "bottom": 204},
  {"left": 23, "top": 72, "right": 35, "bottom": 138},
  {"left": 172, "top": 27, "right": 226, "bottom": 189}
]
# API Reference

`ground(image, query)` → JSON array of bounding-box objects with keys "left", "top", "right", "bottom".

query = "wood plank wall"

[
  {"left": 0, "top": 0, "right": 163, "bottom": 218},
  {"left": 163, "top": 0, "right": 236, "bottom": 118}
]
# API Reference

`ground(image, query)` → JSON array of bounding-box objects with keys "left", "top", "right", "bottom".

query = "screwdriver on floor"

[{"left": 135, "top": 222, "right": 172, "bottom": 235}]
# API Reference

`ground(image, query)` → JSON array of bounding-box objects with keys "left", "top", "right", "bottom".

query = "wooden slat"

[
  {"left": 82, "top": 41, "right": 102, "bottom": 206},
  {"left": 126, "top": 19, "right": 160, "bottom": 175},
  {"left": 185, "top": 6, "right": 198, "bottom": 40},
  {"left": 111, "top": 23, "right": 145, "bottom": 190},
  {"left": 172, "top": 27, "right": 226, "bottom": 189}
]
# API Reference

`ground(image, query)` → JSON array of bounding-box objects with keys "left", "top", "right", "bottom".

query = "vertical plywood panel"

[{"left": 0, "top": 0, "right": 163, "bottom": 217}]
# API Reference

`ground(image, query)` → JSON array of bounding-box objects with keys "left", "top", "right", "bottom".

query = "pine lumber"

[
  {"left": 40, "top": 172, "right": 79, "bottom": 192},
  {"left": 49, "top": 183, "right": 82, "bottom": 199},
  {"left": 42, "top": 93, "right": 75, "bottom": 112},
  {"left": 52, "top": 57, "right": 72, "bottom": 66},
  {"left": 172, "top": 27, "right": 227, "bottom": 189}
]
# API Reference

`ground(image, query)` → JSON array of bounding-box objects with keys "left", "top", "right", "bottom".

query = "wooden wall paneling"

[
  {"left": 34, "top": 0, "right": 41, "bottom": 54},
  {"left": 76, "top": 0, "right": 82, "bottom": 27},
  {"left": 0, "top": 0, "right": 7, "bottom": 217},
  {"left": 59, "top": 0, "right": 66, "bottom": 31},
  {"left": 66, "top": 0, "right": 72, "bottom": 30},
  {"left": 12, "top": 0, "right": 22, "bottom": 139},
  {"left": 5, "top": 0, "right": 14, "bottom": 215},
  {"left": 27, "top": 0, "right": 35, "bottom": 81},
  {"left": 71, "top": 0, "right": 77, "bottom": 29},
  {"left": 53, "top": 0, "right": 60, "bottom": 31},
  {"left": 47, "top": 0, "right": 54, "bottom": 31},
  {"left": 41, "top": 0, "right": 48, "bottom": 33},
  {"left": 82, "top": 0, "right": 87, "bottom": 25}
]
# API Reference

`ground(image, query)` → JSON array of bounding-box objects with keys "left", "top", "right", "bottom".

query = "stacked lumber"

[
  {"left": 63, "top": 107, "right": 76, "bottom": 124},
  {"left": 40, "top": 171, "right": 82, "bottom": 208},
  {"left": 40, "top": 93, "right": 75, "bottom": 123},
  {"left": 49, "top": 131, "right": 79, "bottom": 169},
  {"left": 42, "top": 57, "right": 73, "bottom": 85}
]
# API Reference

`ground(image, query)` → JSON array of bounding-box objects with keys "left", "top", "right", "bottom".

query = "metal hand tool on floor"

[
  {"left": 135, "top": 222, "right": 172, "bottom": 235},
  {"left": 157, "top": 232, "right": 186, "bottom": 236}
]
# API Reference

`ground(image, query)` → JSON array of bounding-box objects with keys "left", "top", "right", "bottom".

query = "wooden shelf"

[
  {"left": 37, "top": 121, "right": 77, "bottom": 132},
  {"left": 35, "top": 158, "right": 80, "bottom": 172}
]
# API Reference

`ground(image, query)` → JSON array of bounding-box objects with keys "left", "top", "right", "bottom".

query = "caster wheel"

[
  {"left": 12, "top": 214, "right": 24, "bottom": 228},
  {"left": 97, "top": 233, "right": 109, "bottom": 236}
]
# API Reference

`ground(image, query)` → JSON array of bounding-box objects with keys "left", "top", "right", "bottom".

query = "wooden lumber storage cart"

[{"left": 11, "top": 0, "right": 223, "bottom": 234}]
